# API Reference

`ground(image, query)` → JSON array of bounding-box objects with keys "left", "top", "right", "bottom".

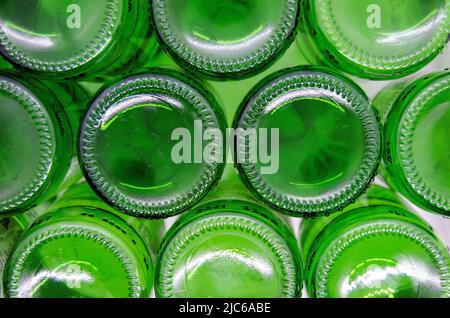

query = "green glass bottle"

[
  {"left": 146, "top": 30, "right": 311, "bottom": 124},
  {"left": 150, "top": 0, "right": 301, "bottom": 79},
  {"left": 373, "top": 71, "right": 450, "bottom": 216},
  {"left": 0, "top": 72, "right": 88, "bottom": 214},
  {"left": 154, "top": 175, "right": 302, "bottom": 298},
  {"left": 49, "top": 182, "right": 166, "bottom": 253},
  {"left": 0, "top": 193, "right": 58, "bottom": 299},
  {"left": 79, "top": 69, "right": 226, "bottom": 219},
  {"left": 301, "top": 186, "right": 450, "bottom": 298},
  {"left": 3, "top": 182, "right": 164, "bottom": 298},
  {"left": 299, "top": 0, "right": 450, "bottom": 79},
  {"left": 0, "top": 212, "right": 35, "bottom": 297},
  {"left": 0, "top": 0, "right": 157, "bottom": 79},
  {"left": 0, "top": 196, "right": 55, "bottom": 298},
  {"left": 233, "top": 66, "right": 382, "bottom": 217}
]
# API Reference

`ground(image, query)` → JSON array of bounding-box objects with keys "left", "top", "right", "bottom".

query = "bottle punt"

[
  {"left": 302, "top": 205, "right": 450, "bottom": 298},
  {"left": 379, "top": 71, "right": 450, "bottom": 215},
  {"left": 0, "top": 0, "right": 155, "bottom": 78},
  {"left": 79, "top": 70, "right": 226, "bottom": 218},
  {"left": 299, "top": 0, "right": 450, "bottom": 79},
  {"left": 0, "top": 73, "right": 74, "bottom": 214},
  {"left": 155, "top": 200, "right": 302, "bottom": 298},
  {"left": 3, "top": 207, "right": 154, "bottom": 298},
  {"left": 234, "top": 66, "right": 381, "bottom": 217},
  {"left": 151, "top": 0, "right": 300, "bottom": 79}
]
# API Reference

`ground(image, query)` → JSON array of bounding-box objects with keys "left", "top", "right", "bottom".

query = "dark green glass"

[
  {"left": 3, "top": 182, "right": 164, "bottom": 298},
  {"left": 0, "top": 72, "right": 88, "bottom": 214},
  {"left": 298, "top": 0, "right": 449, "bottom": 79},
  {"left": 234, "top": 66, "right": 382, "bottom": 217},
  {"left": 79, "top": 70, "right": 226, "bottom": 218},
  {"left": 155, "top": 181, "right": 303, "bottom": 298},
  {"left": 373, "top": 71, "right": 450, "bottom": 216},
  {"left": 151, "top": 0, "right": 301, "bottom": 79},
  {"left": 0, "top": 0, "right": 157, "bottom": 79},
  {"left": 301, "top": 186, "right": 450, "bottom": 298},
  {"left": 0, "top": 55, "right": 11, "bottom": 70}
]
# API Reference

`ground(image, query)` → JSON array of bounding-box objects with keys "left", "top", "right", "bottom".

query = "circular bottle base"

[
  {"left": 4, "top": 207, "right": 153, "bottom": 298},
  {"left": 151, "top": 0, "right": 300, "bottom": 78},
  {"left": 79, "top": 71, "right": 226, "bottom": 218},
  {"left": 234, "top": 66, "right": 381, "bottom": 216},
  {"left": 0, "top": 76, "right": 56, "bottom": 213},
  {"left": 155, "top": 201, "right": 302, "bottom": 298}
]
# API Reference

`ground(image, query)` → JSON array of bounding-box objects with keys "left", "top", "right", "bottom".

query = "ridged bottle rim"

[
  {"left": 5, "top": 224, "right": 143, "bottom": 298},
  {"left": 314, "top": 220, "right": 450, "bottom": 298},
  {"left": 0, "top": 77, "right": 54, "bottom": 213},
  {"left": 395, "top": 74, "right": 450, "bottom": 213},
  {"left": 0, "top": 0, "right": 122, "bottom": 73},
  {"left": 151, "top": 0, "right": 300, "bottom": 77},
  {"left": 79, "top": 73, "right": 225, "bottom": 218},
  {"left": 235, "top": 67, "right": 381, "bottom": 216},
  {"left": 156, "top": 212, "right": 299, "bottom": 298},
  {"left": 310, "top": 0, "right": 450, "bottom": 76}
]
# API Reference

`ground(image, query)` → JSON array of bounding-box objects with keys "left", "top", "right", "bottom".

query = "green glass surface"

[
  {"left": 299, "top": 0, "right": 450, "bottom": 79},
  {"left": 49, "top": 182, "right": 165, "bottom": 254},
  {"left": 300, "top": 185, "right": 406, "bottom": 260},
  {"left": 373, "top": 71, "right": 450, "bottom": 215},
  {"left": 259, "top": 98, "right": 365, "bottom": 198},
  {"left": 3, "top": 201, "right": 158, "bottom": 298},
  {"left": 79, "top": 70, "right": 226, "bottom": 218},
  {"left": 234, "top": 66, "right": 381, "bottom": 217},
  {"left": 0, "top": 72, "right": 88, "bottom": 214},
  {"left": 301, "top": 200, "right": 450, "bottom": 298},
  {"left": 151, "top": 0, "right": 300, "bottom": 79},
  {"left": 0, "top": 0, "right": 157, "bottom": 79},
  {"left": 0, "top": 213, "right": 31, "bottom": 297},
  {"left": 155, "top": 199, "right": 302, "bottom": 298},
  {"left": 0, "top": 55, "right": 11, "bottom": 70}
]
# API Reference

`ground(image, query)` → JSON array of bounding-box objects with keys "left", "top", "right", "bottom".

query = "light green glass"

[
  {"left": 0, "top": 212, "right": 34, "bottom": 297},
  {"left": 145, "top": 24, "right": 311, "bottom": 125},
  {"left": 0, "top": 200, "right": 51, "bottom": 297},
  {"left": 3, "top": 182, "right": 164, "bottom": 298},
  {"left": 301, "top": 185, "right": 450, "bottom": 298},
  {"left": 79, "top": 70, "right": 226, "bottom": 218},
  {"left": 155, "top": 193, "right": 302, "bottom": 298},
  {"left": 0, "top": 0, "right": 157, "bottom": 79},
  {"left": 234, "top": 66, "right": 381, "bottom": 217},
  {"left": 0, "top": 72, "right": 88, "bottom": 214},
  {"left": 49, "top": 182, "right": 166, "bottom": 253},
  {"left": 373, "top": 71, "right": 450, "bottom": 216},
  {"left": 151, "top": 0, "right": 301, "bottom": 79},
  {"left": 0, "top": 155, "right": 81, "bottom": 298},
  {"left": 298, "top": 0, "right": 450, "bottom": 79}
]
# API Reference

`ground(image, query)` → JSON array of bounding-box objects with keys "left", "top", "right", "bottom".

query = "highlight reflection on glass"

[
  {"left": 0, "top": 0, "right": 156, "bottom": 77},
  {"left": 302, "top": 204, "right": 450, "bottom": 298},
  {"left": 155, "top": 200, "right": 303, "bottom": 298},
  {"left": 151, "top": 0, "right": 300, "bottom": 77},
  {"left": 3, "top": 207, "right": 154, "bottom": 298},
  {"left": 300, "top": 0, "right": 449, "bottom": 78},
  {"left": 234, "top": 67, "right": 381, "bottom": 216}
]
